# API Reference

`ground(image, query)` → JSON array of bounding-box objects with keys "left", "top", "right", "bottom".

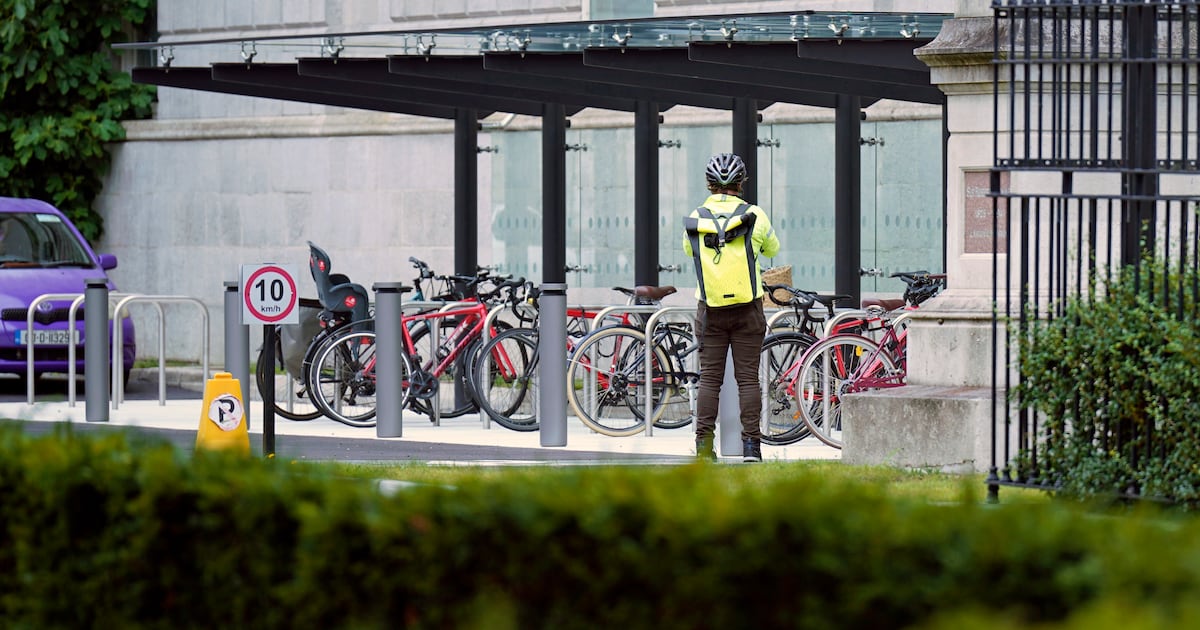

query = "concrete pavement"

[{"left": 0, "top": 368, "right": 842, "bottom": 464}]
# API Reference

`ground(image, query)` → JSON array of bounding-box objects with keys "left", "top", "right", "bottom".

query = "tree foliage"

[{"left": 0, "top": 0, "right": 155, "bottom": 241}]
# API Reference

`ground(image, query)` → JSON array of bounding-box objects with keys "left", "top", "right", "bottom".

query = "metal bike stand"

[
  {"left": 577, "top": 304, "right": 661, "bottom": 433},
  {"left": 26, "top": 291, "right": 139, "bottom": 405},
  {"left": 823, "top": 309, "right": 871, "bottom": 337},
  {"left": 430, "top": 300, "right": 481, "bottom": 427},
  {"left": 476, "top": 302, "right": 536, "bottom": 429},
  {"left": 642, "top": 306, "right": 697, "bottom": 438},
  {"left": 111, "top": 295, "right": 211, "bottom": 408}
]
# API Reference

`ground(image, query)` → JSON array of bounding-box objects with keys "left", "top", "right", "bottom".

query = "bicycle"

[
  {"left": 471, "top": 285, "right": 681, "bottom": 433},
  {"left": 564, "top": 285, "right": 698, "bottom": 437},
  {"left": 758, "top": 285, "right": 851, "bottom": 446},
  {"left": 304, "top": 271, "right": 525, "bottom": 427},
  {"left": 795, "top": 271, "right": 947, "bottom": 449},
  {"left": 255, "top": 241, "right": 371, "bottom": 421}
]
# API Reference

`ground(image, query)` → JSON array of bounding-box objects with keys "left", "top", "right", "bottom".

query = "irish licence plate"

[{"left": 15, "top": 329, "right": 79, "bottom": 346}]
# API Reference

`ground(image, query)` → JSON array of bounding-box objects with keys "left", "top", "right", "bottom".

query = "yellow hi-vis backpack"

[{"left": 684, "top": 203, "right": 760, "bottom": 307}]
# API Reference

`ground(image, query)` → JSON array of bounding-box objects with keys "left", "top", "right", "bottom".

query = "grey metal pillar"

[
  {"left": 717, "top": 351, "right": 741, "bottom": 457},
  {"left": 223, "top": 281, "right": 251, "bottom": 424},
  {"left": 634, "top": 100, "right": 660, "bottom": 286},
  {"left": 732, "top": 97, "right": 758, "bottom": 204},
  {"left": 374, "top": 282, "right": 406, "bottom": 438},
  {"left": 84, "top": 278, "right": 109, "bottom": 423},
  {"left": 835, "top": 94, "right": 863, "bottom": 305},
  {"left": 539, "top": 103, "right": 568, "bottom": 447},
  {"left": 538, "top": 283, "right": 568, "bottom": 446}
]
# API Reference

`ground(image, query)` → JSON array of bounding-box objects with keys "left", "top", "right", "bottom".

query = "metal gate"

[{"left": 990, "top": 0, "right": 1200, "bottom": 498}]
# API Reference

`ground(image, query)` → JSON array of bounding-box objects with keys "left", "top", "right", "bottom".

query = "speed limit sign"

[{"left": 241, "top": 263, "right": 301, "bottom": 325}]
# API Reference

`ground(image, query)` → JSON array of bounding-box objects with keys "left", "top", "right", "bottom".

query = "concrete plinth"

[{"left": 841, "top": 385, "right": 998, "bottom": 473}]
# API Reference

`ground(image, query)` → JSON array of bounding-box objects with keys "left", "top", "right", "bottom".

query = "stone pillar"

[{"left": 841, "top": 4, "right": 1005, "bottom": 473}]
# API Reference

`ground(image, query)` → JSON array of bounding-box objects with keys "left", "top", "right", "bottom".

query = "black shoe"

[
  {"left": 695, "top": 436, "right": 717, "bottom": 462},
  {"left": 742, "top": 438, "right": 762, "bottom": 463}
]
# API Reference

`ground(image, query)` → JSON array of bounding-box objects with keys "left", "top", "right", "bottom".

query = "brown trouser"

[{"left": 694, "top": 300, "right": 765, "bottom": 441}]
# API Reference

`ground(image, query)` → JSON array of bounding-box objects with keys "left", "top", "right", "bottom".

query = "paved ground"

[{"left": 0, "top": 369, "right": 842, "bottom": 465}]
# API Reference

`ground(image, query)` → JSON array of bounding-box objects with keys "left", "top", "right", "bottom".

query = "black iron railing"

[{"left": 990, "top": 0, "right": 1200, "bottom": 499}]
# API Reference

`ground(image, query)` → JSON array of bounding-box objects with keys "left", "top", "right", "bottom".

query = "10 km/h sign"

[{"left": 241, "top": 263, "right": 301, "bottom": 325}]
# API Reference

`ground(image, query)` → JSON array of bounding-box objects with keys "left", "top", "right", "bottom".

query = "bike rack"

[
  {"left": 571, "top": 304, "right": 660, "bottom": 433},
  {"left": 111, "top": 295, "right": 210, "bottom": 408},
  {"left": 642, "top": 306, "right": 698, "bottom": 437},
  {"left": 26, "top": 292, "right": 138, "bottom": 405}
]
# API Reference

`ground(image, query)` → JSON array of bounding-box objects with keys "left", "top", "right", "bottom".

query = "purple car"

[{"left": 0, "top": 197, "right": 136, "bottom": 385}]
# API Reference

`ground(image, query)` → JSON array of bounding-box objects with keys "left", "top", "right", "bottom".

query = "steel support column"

[
  {"left": 1121, "top": 4, "right": 1159, "bottom": 267},
  {"left": 634, "top": 100, "right": 660, "bottom": 286},
  {"left": 835, "top": 94, "right": 863, "bottom": 304},
  {"left": 539, "top": 103, "right": 569, "bottom": 446},
  {"left": 454, "top": 109, "right": 478, "bottom": 277},
  {"left": 732, "top": 98, "right": 758, "bottom": 204}
]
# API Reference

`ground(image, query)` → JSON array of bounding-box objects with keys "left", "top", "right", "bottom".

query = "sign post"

[{"left": 240, "top": 263, "right": 300, "bottom": 457}]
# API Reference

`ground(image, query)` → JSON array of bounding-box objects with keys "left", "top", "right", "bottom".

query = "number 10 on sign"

[{"left": 241, "top": 263, "right": 301, "bottom": 325}]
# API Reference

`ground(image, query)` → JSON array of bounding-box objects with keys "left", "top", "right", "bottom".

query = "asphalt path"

[{"left": 0, "top": 375, "right": 690, "bottom": 464}]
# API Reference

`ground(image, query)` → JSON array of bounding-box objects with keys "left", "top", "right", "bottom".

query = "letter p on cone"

[{"left": 196, "top": 372, "right": 250, "bottom": 455}]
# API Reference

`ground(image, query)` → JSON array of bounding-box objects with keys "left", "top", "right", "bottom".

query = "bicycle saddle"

[
  {"left": 307, "top": 241, "right": 370, "bottom": 323},
  {"left": 860, "top": 297, "right": 907, "bottom": 311}
]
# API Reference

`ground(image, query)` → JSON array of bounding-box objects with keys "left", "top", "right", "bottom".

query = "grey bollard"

[
  {"left": 718, "top": 349, "right": 742, "bottom": 457},
  {"left": 374, "top": 282, "right": 406, "bottom": 438},
  {"left": 538, "top": 283, "right": 568, "bottom": 447},
  {"left": 84, "top": 279, "right": 109, "bottom": 423},
  {"left": 224, "top": 281, "right": 251, "bottom": 426}
]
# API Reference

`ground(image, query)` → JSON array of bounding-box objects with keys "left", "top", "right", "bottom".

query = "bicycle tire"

[
  {"left": 307, "top": 328, "right": 395, "bottom": 428},
  {"left": 565, "top": 325, "right": 677, "bottom": 437},
  {"left": 472, "top": 327, "right": 540, "bottom": 432},
  {"left": 758, "top": 331, "right": 819, "bottom": 445},
  {"left": 255, "top": 330, "right": 323, "bottom": 421},
  {"left": 795, "top": 334, "right": 897, "bottom": 449}
]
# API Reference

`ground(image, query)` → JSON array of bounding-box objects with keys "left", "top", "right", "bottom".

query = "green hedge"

[
  {"left": 1016, "top": 261, "right": 1200, "bottom": 503},
  {"left": 2, "top": 425, "right": 1200, "bottom": 629}
]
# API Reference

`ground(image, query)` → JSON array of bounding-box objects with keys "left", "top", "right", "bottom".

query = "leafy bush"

[
  {"left": 4, "top": 425, "right": 1200, "bottom": 628},
  {"left": 0, "top": 0, "right": 155, "bottom": 240},
  {"left": 1016, "top": 260, "right": 1200, "bottom": 503}
]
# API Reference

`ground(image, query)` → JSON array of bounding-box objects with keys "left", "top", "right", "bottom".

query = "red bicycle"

[
  {"left": 794, "top": 271, "right": 946, "bottom": 449},
  {"left": 304, "top": 272, "right": 526, "bottom": 427}
]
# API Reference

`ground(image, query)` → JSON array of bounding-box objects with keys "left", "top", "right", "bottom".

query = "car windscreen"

[{"left": 0, "top": 213, "right": 94, "bottom": 268}]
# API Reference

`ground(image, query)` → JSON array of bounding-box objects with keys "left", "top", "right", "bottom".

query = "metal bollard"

[
  {"left": 374, "top": 282, "right": 406, "bottom": 438},
  {"left": 224, "top": 281, "right": 251, "bottom": 427},
  {"left": 718, "top": 350, "right": 742, "bottom": 457},
  {"left": 538, "top": 283, "right": 568, "bottom": 447},
  {"left": 84, "top": 279, "right": 109, "bottom": 423}
]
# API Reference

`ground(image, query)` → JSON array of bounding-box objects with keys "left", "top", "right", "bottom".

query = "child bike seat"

[{"left": 307, "top": 241, "right": 370, "bottom": 323}]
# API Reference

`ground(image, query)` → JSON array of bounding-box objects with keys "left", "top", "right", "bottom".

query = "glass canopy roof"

[{"left": 115, "top": 10, "right": 951, "bottom": 65}]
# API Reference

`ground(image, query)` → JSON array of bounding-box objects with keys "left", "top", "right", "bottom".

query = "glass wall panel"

[
  {"left": 489, "top": 130, "right": 541, "bottom": 280},
  {"left": 765, "top": 121, "right": 838, "bottom": 292},
  {"left": 657, "top": 124, "right": 730, "bottom": 293},
  {"left": 863, "top": 118, "right": 944, "bottom": 296},
  {"left": 569, "top": 125, "right": 636, "bottom": 289},
  {"left": 490, "top": 117, "right": 942, "bottom": 301}
]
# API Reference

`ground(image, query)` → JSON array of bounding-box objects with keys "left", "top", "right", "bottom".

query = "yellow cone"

[{"left": 196, "top": 372, "right": 250, "bottom": 455}]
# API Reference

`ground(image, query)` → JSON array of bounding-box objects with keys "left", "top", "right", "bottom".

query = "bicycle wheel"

[
  {"left": 473, "top": 327, "right": 540, "bottom": 432},
  {"left": 758, "top": 331, "right": 818, "bottom": 445},
  {"left": 795, "top": 334, "right": 897, "bottom": 449},
  {"left": 308, "top": 328, "right": 393, "bottom": 428},
  {"left": 255, "top": 329, "right": 322, "bottom": 421},
  {"left": 566, "top": 325, "right": 675, "bottom": 437}
]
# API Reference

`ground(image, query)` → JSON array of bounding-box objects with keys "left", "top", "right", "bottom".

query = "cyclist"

[{"left": 683, "top": 153, "right": 780, "bottom": 463}]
